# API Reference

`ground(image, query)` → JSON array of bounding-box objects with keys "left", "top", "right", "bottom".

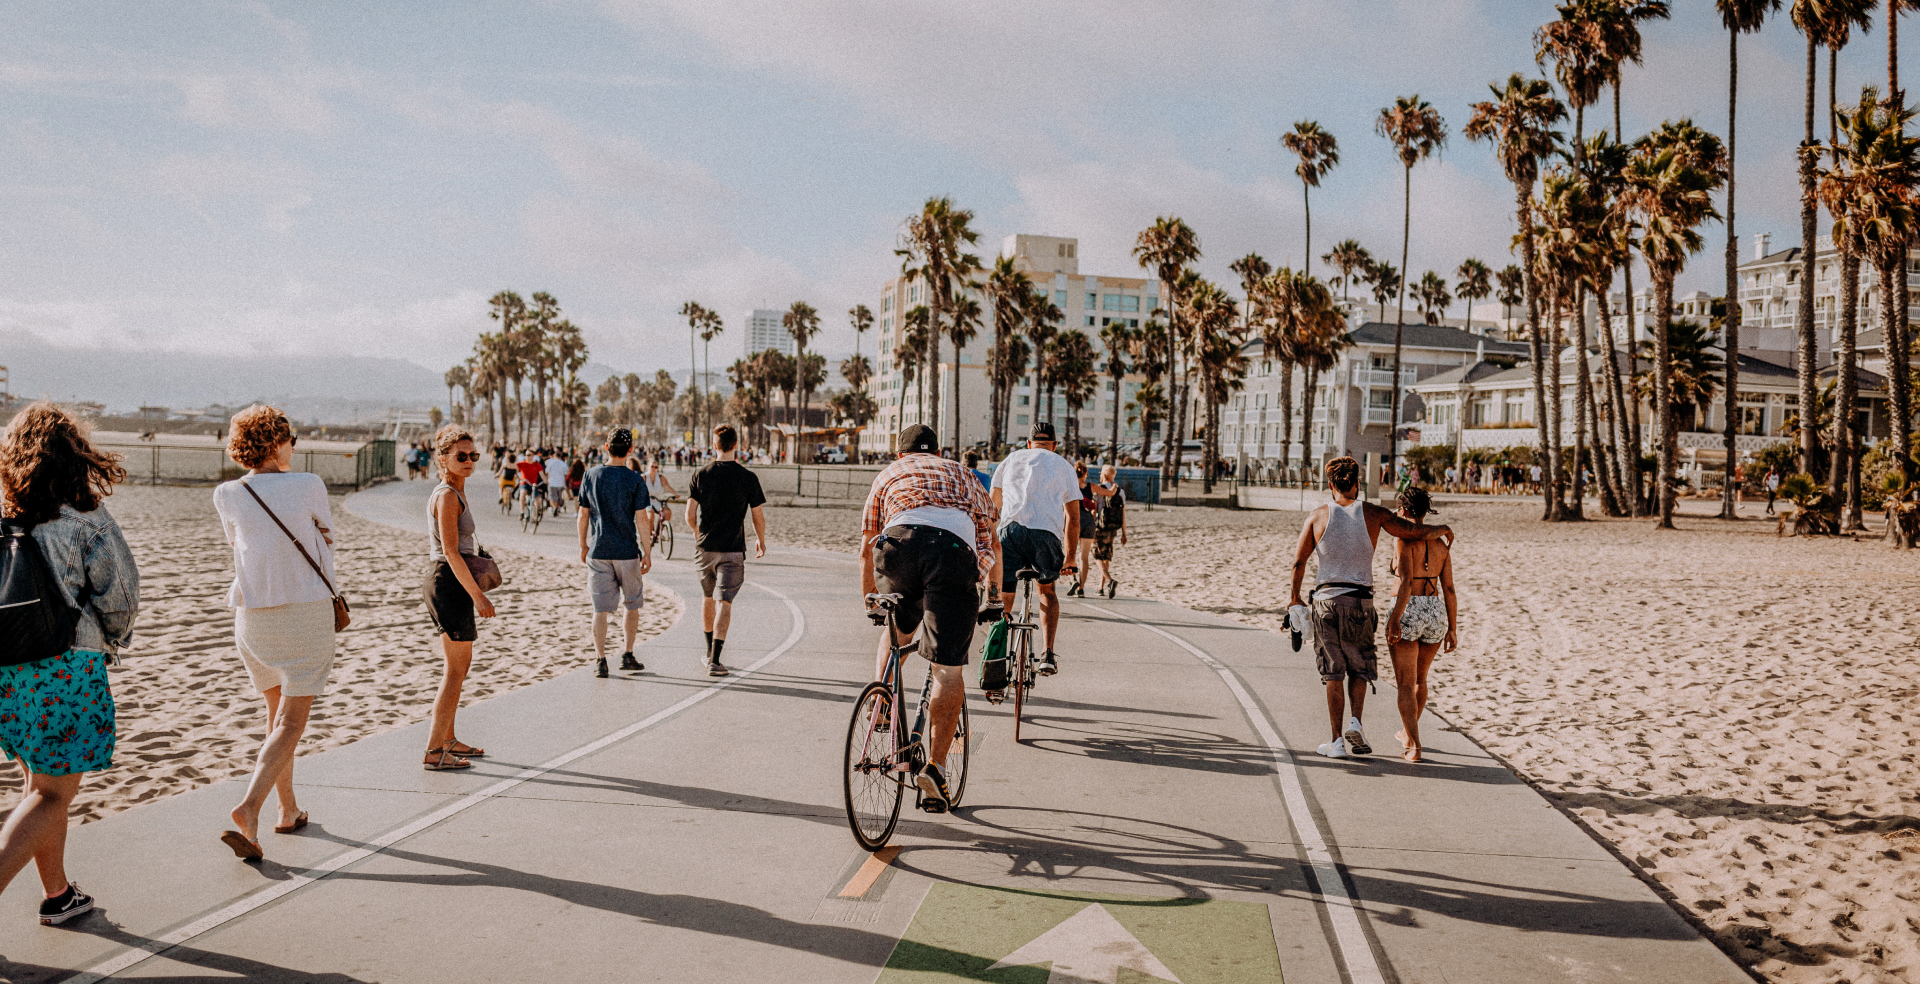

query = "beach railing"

[{"left": 96, "top": 437, "right": 396, "bottom": 490}]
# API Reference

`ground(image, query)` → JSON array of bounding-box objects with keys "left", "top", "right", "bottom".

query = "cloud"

[
  {"left": 172, "top": 70, "right": 346, "bottom": 135},
  {"left": 137, "top": 150, "right": 315, "bottom": 232}
]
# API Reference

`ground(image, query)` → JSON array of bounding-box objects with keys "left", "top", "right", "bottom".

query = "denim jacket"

[{"left": 24, "top": 503, "right": 140, "bottom": 657}]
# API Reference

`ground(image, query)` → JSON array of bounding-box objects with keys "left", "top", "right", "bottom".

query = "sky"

[{"left": 0, "top": 0, "right": 1900, "bottom": 400}]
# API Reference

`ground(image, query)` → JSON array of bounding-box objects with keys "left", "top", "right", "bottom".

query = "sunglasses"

[
  {"left": 289, "top": 436, "right": 298, "bottom": 448},
  {"left": 450, "top": 451, "right": 481, "bottom": 463}
]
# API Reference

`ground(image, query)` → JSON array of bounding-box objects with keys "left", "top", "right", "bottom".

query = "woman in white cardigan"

[{"left": 210, "top": 405, "right": 339, "bottom": 861}]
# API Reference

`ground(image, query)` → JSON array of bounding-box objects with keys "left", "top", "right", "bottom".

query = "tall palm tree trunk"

[
  {"left": 1390, "top": 163, "right": 1412, "bottom": 489},
  {"left": 1301, "top": 366, "right": 1320, "bottom": 480},
  {"left": 1548, "top": 289, "right": 1567, "bottom": 514},
  {"left": 1518, "top": 187, "right": 1553, "bottom": 521},
  {"left": 1721, "top": 27, "right": 1744, "bottom": 520},
  {"left": 1279, "top": 358, "right": 1296, "bottom": 483},
  {"left": 1797, "top": 36, "right": 1821, "bottom": 474},
  {"left": 1158, "top": 283, "right": 1181, "bottom": 485},
  {"left": 1885, "top": 253, "right": 1917, "bottom": 480},
  {"left": 1573, "top": 286, "right": 1593, "bottom": 518},
  {"left": 1832, "top": 250, "right": 1861, "bottom": 524},
  {"left": 1109, "top": 372, "right": 1123, "bottom": 464},
  {"left": 1654, "top": 275, "right": 1679, "bottom": 528}
]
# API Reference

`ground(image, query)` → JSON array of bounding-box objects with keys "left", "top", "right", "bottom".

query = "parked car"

[{"left": 818, "top": 447, "right": 848, "bottom": 464}]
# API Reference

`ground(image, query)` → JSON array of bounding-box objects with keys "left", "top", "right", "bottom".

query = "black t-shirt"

[{"left": 688, "top": 460, "right": 767, "bottom": 553}]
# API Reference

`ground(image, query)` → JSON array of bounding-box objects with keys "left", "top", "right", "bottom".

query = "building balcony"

[
  {"left": 1351, "top": 366, "right": 1417, "bottom": 389},
  {"left": 1360, "top": 406, "right": 1395, "bottom": 427}
]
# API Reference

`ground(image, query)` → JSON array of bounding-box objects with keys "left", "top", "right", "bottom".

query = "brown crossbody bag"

[{"left": 240, "top": 480, "right": 351, "bottom": 632}]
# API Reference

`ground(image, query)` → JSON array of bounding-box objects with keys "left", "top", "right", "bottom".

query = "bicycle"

[
  {"left": 998, "top": 568, "right": 1045, "bottom": 743},
  {"left": 843, "top": 593, "right": 984, "bottom": 851},
  {"left": 648, "top": 502, "right": 676, "bottom": 560},
  {"left": 520, "top": 484, "right": 547, "bottom": 533}
]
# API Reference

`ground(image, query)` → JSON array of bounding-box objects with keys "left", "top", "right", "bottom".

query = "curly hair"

[
  {"left": 432, "top": 425, "right": 474, "bottom": 457},
  {"left": 227, "top": 404, "right": 293, "bottom": 469},
  {"left": 0, "top": 402, "right": 127, "bottom": 526},
  {"left": 1325, "top": 455, "right": 1360, "bottom": 493},
  {"left": 1396, "top": 485, "right": 1432, "bottom": 520}
]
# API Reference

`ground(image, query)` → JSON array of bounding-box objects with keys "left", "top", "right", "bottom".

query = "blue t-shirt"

[{"left": 579, "top": 464, "right": 650, "bottom": 560}]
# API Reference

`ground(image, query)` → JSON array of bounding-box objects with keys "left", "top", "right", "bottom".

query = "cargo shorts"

[{"left": 1310, "top": 594, "right": 1378, "bottom": 683}]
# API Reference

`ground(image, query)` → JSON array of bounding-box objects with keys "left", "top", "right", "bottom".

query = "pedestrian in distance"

[
  {"left": 1066, "top": 461, "right": 1097, "bottom": 596},
  {"left": 1383, "top": 486, "right": 1456, "bottom": 764},
  {"left": 1765, "top": 468, "right": 1780, "bottom": 516},
  {"left": 212, "top": 405, "right": 343, "bottom": 861},
  {"left": 686, "top": 425, "right": 767, "bottom": 677},
  {"left": 961, "top": 450, "right": 990, "bottom": 491},
  {"left": 0, "top": 402, "right": 140, "bottom": 925},
  {"left": 990, "top": 421, "right": 1082, "bottom": 676},
  {"left": 423, "top": 426, "right": 495, "bottom": 771},
  {"left": 1287, "top": 456, "right": 1451, "bottom": 760},
  {"left": 1089, "top": 463, "right": 1127, "bottom": 598},
  {"left": 577, "top": 429, "right": 652, "bottom": 679}
]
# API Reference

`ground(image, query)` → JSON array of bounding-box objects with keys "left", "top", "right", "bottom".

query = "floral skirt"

[{"left": 0, "top": 649, "right": 116, "bottom": 776}]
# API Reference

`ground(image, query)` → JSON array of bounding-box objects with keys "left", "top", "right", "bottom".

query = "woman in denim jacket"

[{"left": 0, "top": 403, "right": 139, "bottom": 926}]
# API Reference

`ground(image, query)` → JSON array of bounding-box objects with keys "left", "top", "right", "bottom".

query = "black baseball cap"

[
  {"left": 1030, "top": 421, "right": 1057, "bottom": 442},
  {"left": 896, "top": 423, "right": 938, "bottom": 453}
]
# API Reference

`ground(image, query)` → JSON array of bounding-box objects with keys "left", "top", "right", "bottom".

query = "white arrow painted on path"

[{"left": 986, "top": 903, "right": 1183, "bottom": 984}]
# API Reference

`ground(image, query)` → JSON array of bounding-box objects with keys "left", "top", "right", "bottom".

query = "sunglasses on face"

[
  {"left": 289, "top": 436, "right": 298, "bottom": 448},
  {"left": 448, "top": 451, "right": 481, "bottom": 463}
]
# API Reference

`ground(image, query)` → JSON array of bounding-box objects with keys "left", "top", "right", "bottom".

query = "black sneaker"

[
  {"left": 619, "top": 653, "right": 643, "bottom": 672},
  {"left": 1037, "top": 651, "right": 1059, "bottom": 676},
  {"left": 707, "top": 660, "right": 730, "bottom": 677},
  {"left": 39, "top": 884, "right": 92, "bottom": 926},
  {"left": 915, "top": 763, "right": 951, "bottom": 813},
  {"left": 594, "top": 657, "right": 609, "bottom": 678}
]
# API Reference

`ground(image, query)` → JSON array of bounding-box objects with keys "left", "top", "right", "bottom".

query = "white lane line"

[
  {"left": 1080, "top": 602, "right": 1386, "bottom": 984},
  {"left": 72, "top": 582, "right": 807, "bottom": 984}
]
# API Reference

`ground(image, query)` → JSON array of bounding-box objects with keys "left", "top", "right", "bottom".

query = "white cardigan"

[{"left": 212, "top": 472, "right": 338, "bottom": 609}]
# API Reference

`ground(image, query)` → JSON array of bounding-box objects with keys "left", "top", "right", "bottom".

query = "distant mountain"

[{"left": 0, "top": 332, "right": 445, "bottom": 424}]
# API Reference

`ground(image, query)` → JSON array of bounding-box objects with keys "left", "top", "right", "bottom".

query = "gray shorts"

[
  {"left": 696, "top": 550, "right": 746, "bottom": 601},
  {"left": 587, "top": 558, "right": 646, "bottom": 613},
  {"left": 1311, "top": 594, "right": 1378, "bottom": 683}
]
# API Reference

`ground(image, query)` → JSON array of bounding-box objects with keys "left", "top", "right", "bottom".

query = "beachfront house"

[{"left": 1222, "top": 321, "right": 1530, "bottom": 481}]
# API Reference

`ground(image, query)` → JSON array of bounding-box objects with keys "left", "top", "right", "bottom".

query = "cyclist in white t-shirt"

[{"left": 989, "top": 421, "right": 1082, "bottom": 677}]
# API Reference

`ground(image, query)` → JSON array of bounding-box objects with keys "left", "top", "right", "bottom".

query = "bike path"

[{"left": 0, "top": 478, "right": 1748, "bottom": 983}]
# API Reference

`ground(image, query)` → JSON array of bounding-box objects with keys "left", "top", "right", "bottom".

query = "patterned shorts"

[{"left": 0, "top": 649, "right": 117, "bottom": 776}]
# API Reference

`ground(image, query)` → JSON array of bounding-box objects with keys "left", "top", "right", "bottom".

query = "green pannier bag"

[{"left": 977, "top": 617, "right": 1010, "bottom": 691}]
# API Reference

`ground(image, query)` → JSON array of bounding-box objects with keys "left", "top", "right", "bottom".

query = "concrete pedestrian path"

[{"left": 0, "top": 478, "right": 1749, "bottom": 983}]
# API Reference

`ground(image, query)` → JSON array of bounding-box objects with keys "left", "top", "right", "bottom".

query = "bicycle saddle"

[{"left": 1015, "top": 568, "right": 1041, "bottom": 581}]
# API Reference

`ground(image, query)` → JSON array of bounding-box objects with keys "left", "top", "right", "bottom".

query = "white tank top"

[{"left": 1314, "top": 499, "right": 1373, "bottom": 596}]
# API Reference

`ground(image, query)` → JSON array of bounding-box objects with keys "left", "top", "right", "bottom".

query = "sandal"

[
  {"left": 1403, "top": 745, "right": 1423, "bottom": 763},
  {"left": 445, "top": 741, "right": 486, "bottom": 758},
  {"left": 273, "top": 811, "right": 309, "bottom": 834},
  {"left": 220, "top": 830, "right": 263, "bottom": 861},
  {"left": 423, "top": 747, "right": 472, "bottom": 771}
]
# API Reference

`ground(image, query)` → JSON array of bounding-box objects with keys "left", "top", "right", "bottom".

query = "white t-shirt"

[
  {"left": 890, "top": 505, "right": 977, "bottom": 551},
  {"left": 545, "top": 457, "right": 569, "bottom": 487},
  {"left": 212, "top": 472, "right": 337, "bottom": 609},
  {"left": 991, "top": 447, "right": 1081, "bottom": 540}
]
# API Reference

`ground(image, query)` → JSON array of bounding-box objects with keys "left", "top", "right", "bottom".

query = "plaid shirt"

[{"left": 862, "top": 453, "right": 997, "bottom": 575}]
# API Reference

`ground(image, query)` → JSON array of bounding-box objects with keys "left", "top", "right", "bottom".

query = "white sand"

[
  {"left": 0, "top": 485, "right": 679, "bottom": 824},
  {"left": 762, "top": 499, "right": 1920, "bottom": 984}
]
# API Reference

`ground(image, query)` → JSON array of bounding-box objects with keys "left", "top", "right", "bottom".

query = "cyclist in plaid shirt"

[{"left": 859, "top": 424, "right": 1000, "bottom": 812}]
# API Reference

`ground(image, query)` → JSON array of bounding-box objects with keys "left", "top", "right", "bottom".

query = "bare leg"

[
  {"left": 1039, "top": 583, "right": 1061, "bottom": 651},
  {"left": 1324, "top": 679, "right": 1346, "bottom": 740},
  {"left": 262, "top": 688, "right": 301, "bottom": 826},
  {"left": 712, "top": 600, "right": 733, "bottom": 641},
  {"left": 924, "top": 663, "right": 966, "bottom": 762},
  {"left": 428, "top": 637, "right": 474, "bottom": 750},
  {"left": 1390, "top": 641, "right": 1421, "bottom": 754},
  {"left": 702, "top": 597, "right": 716, "bottom": 633},
  {"left": 0, "top": 770, "right": 83, "bottom": 897},
  {"left": 1098, "top": 556, "right": 1112, "bottom": 589},
  {"left": 622, "top": 608, "right": 640, "bottom": 652},
  {"left": 231, "top": 693, "right": 314, "bottom": 842},
  {"left": 592, "top": 612, "right": 611, "bottom": 659},
  {"left": 1347, "top": 677, "right": 1367, "bottom": 727}
]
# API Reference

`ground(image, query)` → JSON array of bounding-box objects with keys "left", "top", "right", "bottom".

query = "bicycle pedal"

[{"left": 984, "top": 690, "right": 1005, "bottom": 704}]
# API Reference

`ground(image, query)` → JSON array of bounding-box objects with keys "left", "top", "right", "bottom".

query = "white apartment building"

[
  {"left": 861, "top": 234, "right": 1163, "bottom": 455},
  {"left": 742, "top": 309, "right": 796, "bottom": 359},
  {"left": 1729, "top": 231, "right": 1919, "bottom": 375}
]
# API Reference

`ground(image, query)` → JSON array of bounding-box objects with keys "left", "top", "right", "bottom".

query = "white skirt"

[{"left": 234, "top": 599, "right": 336, "bottom": 697}]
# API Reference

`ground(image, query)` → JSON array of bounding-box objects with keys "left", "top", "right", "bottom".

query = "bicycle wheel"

[
  {"left": 662, "top": 517, "right": 675, "bottom": 560},
  {"left": 1012, "top": 630, "right": 1028, "bottom": 744},
  {"left": 944, "top": 698, "right": 970, "bottom": 808},
  {"left": 844, "top": 682, "right": 903, "bottom": 851},
  {"left": 531, "top": 500, "right": 544, "bottom": 534}
]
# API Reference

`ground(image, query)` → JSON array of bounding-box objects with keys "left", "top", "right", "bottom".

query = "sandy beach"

[
  {"left": 3, "top": 484, "right": 679, "bottom": 825},
  {"left": 762, "top": 497, "right": 1919, "bottom": 984}
]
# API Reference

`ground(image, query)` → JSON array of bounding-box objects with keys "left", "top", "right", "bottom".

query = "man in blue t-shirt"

[{"left": 577, "top": 428, "right": 652, "bottom": 678}]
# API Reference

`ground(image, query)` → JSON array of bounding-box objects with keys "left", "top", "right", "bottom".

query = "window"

[
  {"left": 1016, "top": 414, "right": 1029, "bottom": 425},
  {"left": 1055, "top": 290, "right": 1067, "bottom": 307},
  {"left": 1057, "top": 244, "right": 1066, "bottom": 257},
  {"left": 882, "top": 296, "right": 892, "bottom": 312},
  {"left": 1120, "top": 295, "right": 1140, "bottom": 313},
  {"left": 1369, "top": 390, "right": 1392, "bottom": 409},
  {"left": 1147, "top": 295, "right": 1159, "bottom": 311},
  {"left": 1086, "top": 316, "right": 1096, "bottom": 326},
  {"left": 1128, "top": 318, "right": 1139, "bottom": 328},
  {"left": 1018, "top": 395, "right": 1030, "bottom": 406},
  {"left": 1086, "top": 292, "right": 1098, "bottom": 309},
  {"left": 1067, "top": 244, "right": 1075, "bottom": 258}
]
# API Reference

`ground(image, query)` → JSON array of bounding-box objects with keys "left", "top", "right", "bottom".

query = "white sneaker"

[
  {"left": 1317, "top": 738, "right": 1349, "bottom": 758},
  {"left": 1343, "top": 717, "right": 1370, "bottom": 755}
]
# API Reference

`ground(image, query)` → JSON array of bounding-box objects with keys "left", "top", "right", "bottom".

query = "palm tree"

[
  {"left": 1022, "top": 288, "right": 1063, "bottom": 438},
  {"left": 1292, "top": 286, "right": 1351, "bottom": 476},
  {"left": 986, "top": 257, "right": 1035, "bottom": 454},
  {"left": 783, "top": 301, "right": 822, "bottom": 451},
  {"left": 897, "top": 197, "right": 983, "bottom": 448},
  {"left": 679, "top": 301, "right": 710, "bottom": 441},
  {"left": 1099, "top": 320, "right": 1135, "bottom": 463},
  {"left": 945, "top": 293, "right": 984, "bottom": 447},
  {"left": 444, "top": 364, "right": 470, "bottom": 425},
  {"left": 897, "top": 307, "right": 932, "bottom": 428},
  {"left": 1179, "top": 278, "right": 1241, "bottom": 490},
  {"left": 1622, "top": 119, "right": 1727, "bottom": 528},
  {"left": 1793, "top": 0, "right": 1876, "bottom": 473},
  {"left": 1571, "top": 132, "right": 1635, "bottom": 515},
  {"left": 1230, "top": 253, "right": 1273, "bottom": 474},
  {"left": 1453, "top": 259, "right": 1493, "bottom": 336},
  {"left": 1052, "top": 330, "right": 1099, "bottom": 453},
  {"left": 1283, "top": 121, "right": 1340, "bottom": 276},
  {"left": 848, "top": 304, "right": 874, "bottom": 385},
  {"left": 1368, "top": 261, "right": 1402, "bottom": 324},
  {"left": 1633, "top": 318, "right": 1725, "bottom": 435},
  {"left": 1716, "top": 0, "right": 1782, "bottom": 517},
  {"left": 697, "top": 308, "right": 724, "bottom": 440},
  {"left": 1467, "top": 74, "right": 1567, "bottom": 518},
  {"left": 1496, "top": 265, "right": 1527, "bottom": 331},
  {"left": 1258, "top": 269, "right": 1306, "bottom": 478},
  {"left": 1133, "top": 217, "right": 1201, "bottom": 487},
  {"left": 1323, "top": 240, "right": 1372, "bottom": 305},
  {"left": 487, "top": 291, "right": 528, "bottom": 443},
  {"left": 1416, "top": 271, "right": 1452, "bottom": 325},
  {"left": 1376, "top": 95, "right": 1448, "bottom": 480}
]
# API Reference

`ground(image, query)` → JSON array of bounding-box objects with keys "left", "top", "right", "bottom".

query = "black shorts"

[
  {"left": 424, "top": 560, "right": 479, "bottom": 642},
  {"left": 998, "top": 522, "right": 1064, "bottom": 593},
  {"left": 872, "top": 525, "right": 979, "bottom": 667}
]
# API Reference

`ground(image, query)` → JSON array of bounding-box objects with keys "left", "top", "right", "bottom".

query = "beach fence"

[
  {"left": 93, "top": 432, "right": 399, "bottom": 491},
  {"left": 751, "top": 464, "right": 884, "bottom": 506}
]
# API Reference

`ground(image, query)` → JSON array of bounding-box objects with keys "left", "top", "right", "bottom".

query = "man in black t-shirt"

[{"left": 685, "top": 424, "right": 767, "bottom": 676}]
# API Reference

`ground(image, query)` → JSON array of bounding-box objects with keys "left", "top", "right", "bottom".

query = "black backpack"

[
  {"left": 0, "top": 519, "right": 80, "bottom": 668},
  {"left": 1095, "top": 487, "right": 1125, "bottom": 532}
]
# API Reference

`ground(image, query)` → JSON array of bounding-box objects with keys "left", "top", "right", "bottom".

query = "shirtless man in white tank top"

[{"left": 1287, "top": 455, "right": 1451, "bottom": 759}]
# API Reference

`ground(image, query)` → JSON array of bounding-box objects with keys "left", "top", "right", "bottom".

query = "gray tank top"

[
  {"left": 428, "top": 483, "right": 476, "bottom": 561},
  {"left": 1314, "top": 499, "right": 1373, "bottom": 596}
]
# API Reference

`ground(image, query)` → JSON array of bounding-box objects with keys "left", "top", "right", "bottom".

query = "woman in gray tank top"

[{"left": 422, "top": 427, "right": 494, "bottom": 771}]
